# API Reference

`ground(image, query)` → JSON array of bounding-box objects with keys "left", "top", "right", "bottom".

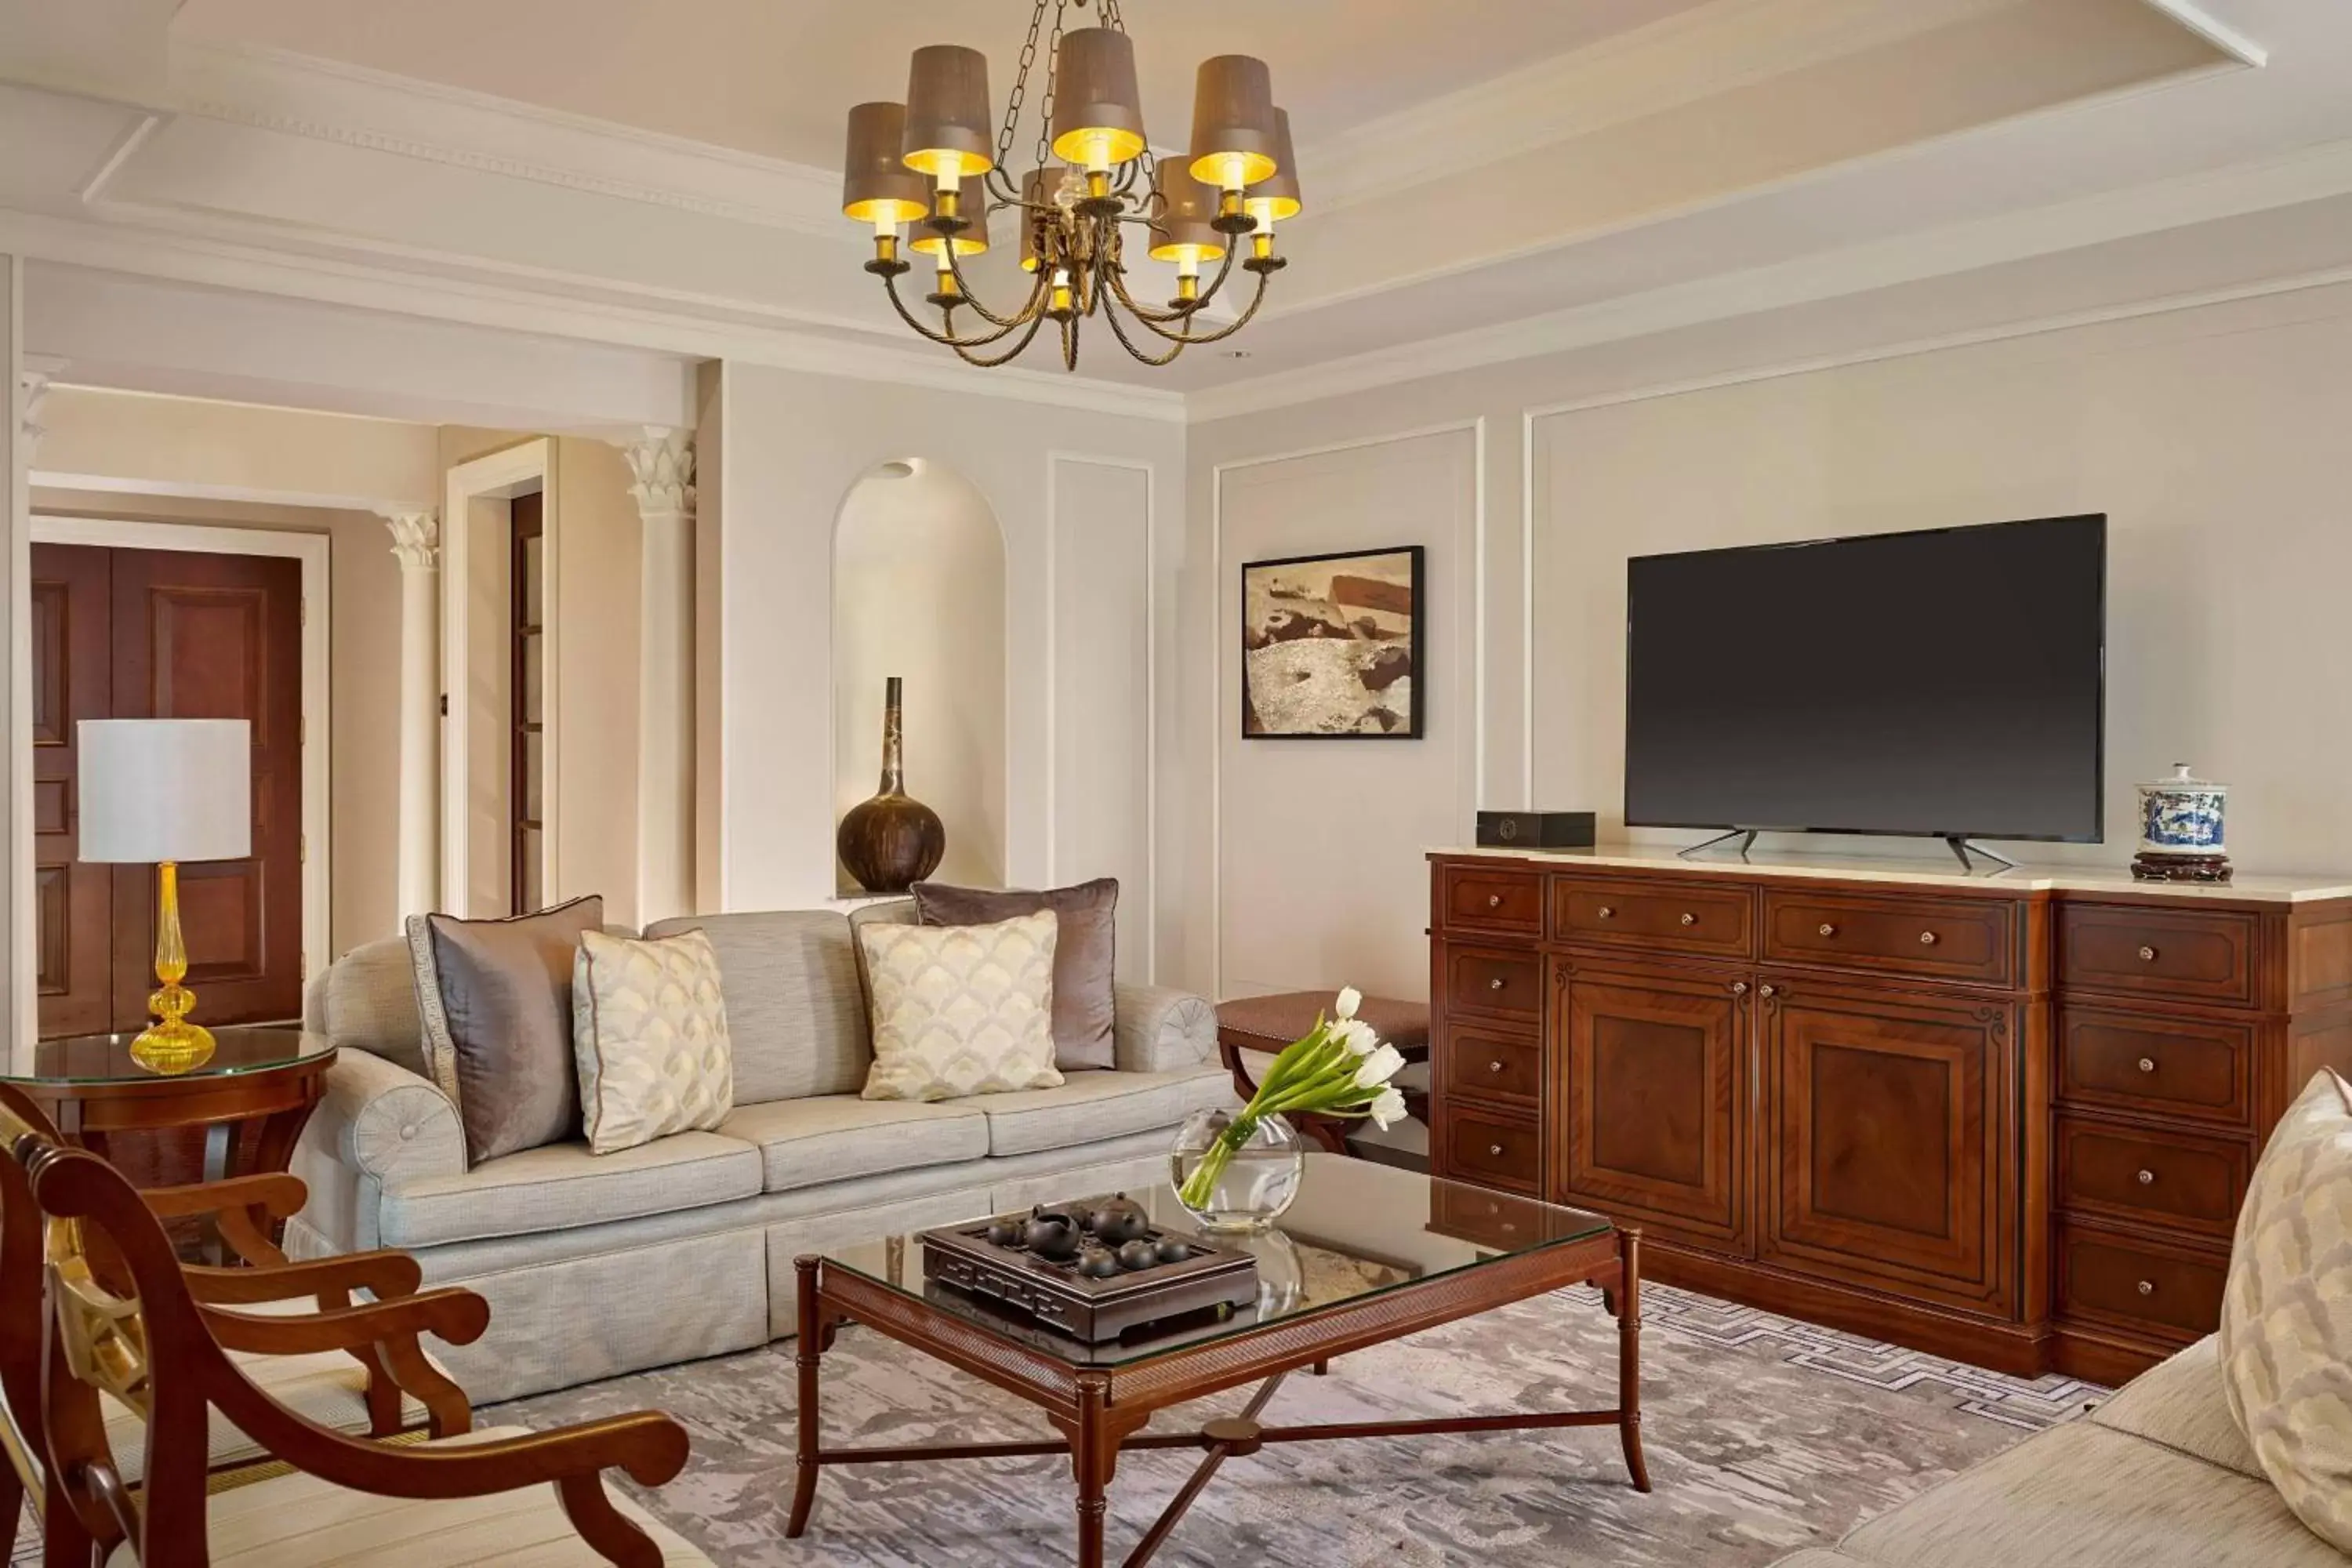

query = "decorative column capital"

[
  {"left": 618, "top": 426, "right": 695, "bottom": 521},
  {"left": 380, "top": 508, "right": 440, "bottom": 570},
  {"left": 19, "top": 355, "right": 67, "bottom": 458}
]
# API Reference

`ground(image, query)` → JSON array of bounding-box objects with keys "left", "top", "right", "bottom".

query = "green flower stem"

[{"left": 1178, "top": 1018, "right": 1392, "bottom": 1210}]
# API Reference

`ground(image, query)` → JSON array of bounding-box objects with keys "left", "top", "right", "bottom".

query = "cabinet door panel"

[
  {"left": 1558, "top": 964, "right": 1748, "bottom": 1247},
  {"left": 1762, "top": 982, "right": 2010, "bottom": 1312}
]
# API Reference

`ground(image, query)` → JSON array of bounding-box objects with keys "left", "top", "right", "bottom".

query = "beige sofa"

[
  {"left": 290, "top": 907, "right": 1234, "bottom": 1405},
  {"left": 1774, "top": 1334, "right": 2347, "bottom": 1568}
]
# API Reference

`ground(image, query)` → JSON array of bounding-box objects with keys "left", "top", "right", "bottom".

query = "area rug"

[{"left": 480, "top": 1282, "right": 2106, "bottom": 1567}]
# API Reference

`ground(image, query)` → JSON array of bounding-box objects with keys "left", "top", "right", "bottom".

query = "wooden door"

[
  {"left": 30, "top": 543, "right": 305, "bottom": 1037},
  {"left": 1760, "top": 978, "right": 2013, "bottom": 1314},
  {"left": 29, "top": 545, "right": 115, "bottom": 1035},
  {"left": 1555, "top": 960, "right": 1751, "bottom": 1250},
  {"left": 106, "top": 547, "right": 307, "bottom": 1029}
]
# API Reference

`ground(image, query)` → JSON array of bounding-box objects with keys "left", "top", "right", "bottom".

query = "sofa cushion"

[
  {"left": 2091, "top": 1335, "right": 2263, "bottom": 1481},
  {"left": 914, "top": 878, "right": 1120, "bottom": 1069},
  {"left": 307, "top": 936, "right": 430, "bottom": 1080},
  {"left": 975, "top": 1066, "right": 1236, "bottom": 1157},
  {"left": 376, "top": 1130, "right": 760, "bottom": 1249},
  {"left": 645, "top": 911, "right": 870, "bottom": 1102},
  {"left": 573, "top": 928, "right": 735, "bottom": 1155},
  {"left": 1837, "top": 1420, "right": 2341, "bottom": 1568},
  {"left": 720, "top": 1096, "right": 990, "bottom": 1193},
  {"left": 857, "top": 912, "right": 1065, "bottom": 1102}
]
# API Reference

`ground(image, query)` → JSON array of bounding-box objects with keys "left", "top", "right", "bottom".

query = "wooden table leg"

[
  {"left": 1617, "top": 1227, "right": 1650, "bottom": 1494},
  {"left": 1073, "top": 1372, "right": 1112, "bottom": 1568},
  {"left": 787, "top": 1257, "right": 827, "bottom": 1538}
]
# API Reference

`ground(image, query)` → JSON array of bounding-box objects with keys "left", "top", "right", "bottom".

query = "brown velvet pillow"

[
  {"left": 408, "top": 895, "right": 604, "bottom": 1164},
  {"left": 913, "top": 878, "right": 1118, "bottom": 1070}
]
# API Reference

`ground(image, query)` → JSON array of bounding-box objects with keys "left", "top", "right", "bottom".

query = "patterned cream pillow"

[
  {"left": 2220, "top": 1067, "right": 2352, "bottom": 1551},
  {"left": 572, "top": 928, "right": 735, "bottom": 1156},
  {"left": 858, "top": 910, "right": 1064, "bottom": 1102}
]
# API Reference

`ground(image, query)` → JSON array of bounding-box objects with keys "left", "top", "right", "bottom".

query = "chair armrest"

[
  {"left": 1112, "top": 984, "right": 1217, "bottom": 1075},
  {"left": 308, "top": 1049, "right": 466, "bottom": 1187},
  {"left": 187, "top": 1249, "right": 425, "bottom": 1307},
  {"left": 201, "top": 1288, "right": 491, "bottom": 1355}
]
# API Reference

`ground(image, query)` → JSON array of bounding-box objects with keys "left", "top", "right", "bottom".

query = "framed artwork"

[{"left": 1240, "top": 546, "right": 1424, "bottom": 738}]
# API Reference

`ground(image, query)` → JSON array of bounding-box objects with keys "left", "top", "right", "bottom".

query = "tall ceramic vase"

[{"left": 837, "top": 677, "right": 947, "bottom": 893}]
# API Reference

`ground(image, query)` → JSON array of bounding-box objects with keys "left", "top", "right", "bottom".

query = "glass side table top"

[
  {"left": 2, "top": 1027, "right": 334, "bottom": 1085},
  {"left": 817, "top": 1154, "right": 1613, "bottom": 1369}
]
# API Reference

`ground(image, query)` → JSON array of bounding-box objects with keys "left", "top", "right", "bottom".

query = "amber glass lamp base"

[{"left": 130, "top": 860, "right": 216, "bottom": 1076}]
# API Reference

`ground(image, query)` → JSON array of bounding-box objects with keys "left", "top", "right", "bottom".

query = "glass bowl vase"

[{"left": 1170, "top": 1109, "right": 1306, "bottom": 1232}]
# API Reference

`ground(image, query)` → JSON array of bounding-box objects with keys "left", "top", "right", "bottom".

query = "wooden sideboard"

[{"left": 1427, "top": 847, "right": 2352, "bottom": 1381}]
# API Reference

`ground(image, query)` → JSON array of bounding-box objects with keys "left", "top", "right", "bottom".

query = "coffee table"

[{"left": 789, "top": 1156, "right": 1644, "bottom": 1566}]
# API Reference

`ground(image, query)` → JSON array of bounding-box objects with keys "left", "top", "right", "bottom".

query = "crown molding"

[
  {"left": 2139, "top": 0, "right": 2267, "bottom": 67},
  {"left": 1299, "top": 0, "right": 2029, "bottom": 215},
  {"left": 0, "top": 206, "right": 1187, "bottom": 423},
  {"left": 168, "top": 39, "right": 850, "bottom": 241},
  {"left": 1190, "top": 132, "right": 2352, "bottom": 423}
]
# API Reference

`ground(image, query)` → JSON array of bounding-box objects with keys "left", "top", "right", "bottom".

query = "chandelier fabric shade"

[
  {"left": 842, "top": 102, "right": 930, "bottom": 228},
  {"left": 1050, "top": 27, "right": 1148, "bottom": 170},
  {"left": 902, "top": 45, "right": 996, "bottom": 180},
  {"left": 1189, "top": 54, "right": 1280, "bottom": 194},
  {"left": 843, "top": 0, "right": 1296, "bottom": 371}
]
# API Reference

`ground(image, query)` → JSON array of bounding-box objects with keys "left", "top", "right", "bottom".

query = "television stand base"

[
  {"left": 1944, "top": 836, "right": 2018, "bottom": 871},
  {"left": 1679, "top": 829, "right": 1759, "bottom": 859}
]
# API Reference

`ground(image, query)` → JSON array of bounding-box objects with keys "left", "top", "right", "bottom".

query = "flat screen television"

[{"left": 1624, "top": 515, "right": 2106, "bottom": 846}]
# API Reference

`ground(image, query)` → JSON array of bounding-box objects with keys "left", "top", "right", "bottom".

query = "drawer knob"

[
  {"left": 2137, "top": 1279, "right": 2155, "bottom": 1297},
  {"left": 1818, "top": 923, "right": 1837, "bottom": 938},
  {"left": 1488, "top": 1059, "right": 1505, "bottom": 1073},
  {"left": 1596, "top": 906, "right": 1616, "bottom": 920},
  {"left": 2138, "top": 1057, "right": 2158, "bottom": 1074},
  {"left": 1918, "top": 930, "right": 1939, "bottom": 946},
  {"left": 1759, "top": 982, "right": 1779, "bottom": 999},
  {"left": 1732, "top": 980, "right": 1750, "bottom": 996},
  {"left": 2138, "top": 1169, "right": 2156, "bottom": 1185},
  {"left": 1486, "top": 894, "right": 1503, "bottom": 909},
  {"left": 1680, "top": 912, "right": 1698, "bottom": 927},
  {"left": 2139, "top": 945, "right": 2158, "bottom": 963},
  {"left": 1488, "top": 977, "right": 1507, "bottom": 991},
  {"left": 1488, "top": 1144, "right": 1504, "bottom": 1157}
]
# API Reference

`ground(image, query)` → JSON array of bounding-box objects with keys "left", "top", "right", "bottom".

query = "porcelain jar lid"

[{"left": 2141, "top": 761, "right": 2225, "bottom": 796}]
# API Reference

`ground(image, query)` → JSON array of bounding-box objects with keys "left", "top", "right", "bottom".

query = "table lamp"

[{"left": 76, "top": 719, "right": 252, "bottom": 1073}]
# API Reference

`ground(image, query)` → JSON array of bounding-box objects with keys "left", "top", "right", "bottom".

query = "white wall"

[
  {"left": 710, "top": 364, "right": 1181, "bottom": 975},
  {"left": 1184, "top": 274, "right": 2352, "bottom": 1000},
  {"left": 832, "top": 460, "right": 1007, "bottom": 892}
]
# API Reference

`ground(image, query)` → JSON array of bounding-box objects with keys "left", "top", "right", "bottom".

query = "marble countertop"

[{"left": 1429, "top": 843, "right": 2352, "bottom": 904}]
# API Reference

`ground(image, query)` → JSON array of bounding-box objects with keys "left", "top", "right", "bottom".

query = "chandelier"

[{"left": 839, "top": 0, "right": 1298, "bottom": 371}]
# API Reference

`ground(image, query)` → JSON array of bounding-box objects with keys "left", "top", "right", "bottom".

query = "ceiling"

[
  {"left": 4, "top": 0, "right": 2350, "bottom": 419},
  {"left": 172, "top": 0, "right": 1719, "bottom": 169}
]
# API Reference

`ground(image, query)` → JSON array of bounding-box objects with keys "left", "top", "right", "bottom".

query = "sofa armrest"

[
  {"left": 309, "top": 1049, "right": 466, "bottom": 1188},
  {"left": 1111, "top": 984, "right": 1217, "bottom": 1075}
]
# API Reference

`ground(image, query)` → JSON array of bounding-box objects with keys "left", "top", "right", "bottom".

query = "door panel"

[
  {"left": 1556, "top": 960, "right": 1748, "bottom": 1248},
  {"left": 1762, "top": 981, "right": 2011, "bottom": 1313},
  {"left": 107, "top": 547, "right": 306, "bottom": 1028},
  {"left": 30, "top": 545, "right": 114, "bottom": 1036}
]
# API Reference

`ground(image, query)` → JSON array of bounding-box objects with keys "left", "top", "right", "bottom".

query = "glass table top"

[
  {"left": 818, "top": 1155, "right": 1612, "bottom": 1369},
  {"left": 2, "top": 1027, "right": 334, "bottom": 1086}
]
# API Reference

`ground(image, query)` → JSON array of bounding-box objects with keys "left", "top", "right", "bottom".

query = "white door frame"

[
  {"left": 441, "top": 438, "right": 558, "bottom": 916},
  {"left": 26, "top": 514, "right": 333, "bottom": 989}
]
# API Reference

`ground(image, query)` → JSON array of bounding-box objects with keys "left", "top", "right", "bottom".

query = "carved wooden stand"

[{"left": 789, "top": 1226, "right": 1646, "bottom": 1566}]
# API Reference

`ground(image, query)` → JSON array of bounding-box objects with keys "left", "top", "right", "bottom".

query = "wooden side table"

[{"left": 1, "top": 1026, "right": 338, "bottom": 1253}]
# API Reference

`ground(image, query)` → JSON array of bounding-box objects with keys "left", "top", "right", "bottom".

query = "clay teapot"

[
  {"left": 1083, "top": 1194, "right": 1151, "bottom": 1246},
  {"left": 1023, "top": 1206, "right": 1083, "bottom": 1260}
]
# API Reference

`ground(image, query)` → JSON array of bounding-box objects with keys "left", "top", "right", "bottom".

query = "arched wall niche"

[{"left": 831, "top": 458, "right": 1009, "bottom": 895}]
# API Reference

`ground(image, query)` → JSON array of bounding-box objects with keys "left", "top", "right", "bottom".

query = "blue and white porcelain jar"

[{"left": 2132, "top": 763, "right": 2230, "bottom": 881}]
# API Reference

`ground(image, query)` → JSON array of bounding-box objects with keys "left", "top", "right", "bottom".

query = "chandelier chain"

[{"left": 1033, "top": 0, "right": 1069, "bottom": 180}]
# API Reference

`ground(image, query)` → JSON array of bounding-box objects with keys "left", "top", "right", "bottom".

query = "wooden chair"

[
  {"left": 6, "top": 1108, "right": 706, "bottom": 1566},
  {"left": 0, "top": 1086, "right": 482, "bottom": 1560}
]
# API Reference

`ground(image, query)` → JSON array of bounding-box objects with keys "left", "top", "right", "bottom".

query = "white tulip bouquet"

[{"left": 1177, "top": 986, "right": 1410, "bottom": 1212}]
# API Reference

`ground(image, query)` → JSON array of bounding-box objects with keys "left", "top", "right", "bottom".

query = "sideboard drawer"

[
  {"left": 1553, "top": 877, "right": 1754, "bottom": 960},
  {"left": 2060, "top": 905, "right": 2257, "bottom": 1008},
  {"left": 2056, "top": 1224, "right": 2227, "bottom": 1341},
  {"left": 1441, "top": 946, "right": 1544, "bottom": 1024},
  {"left": 1441, "top": 1024, "right": 1542, "bottom": 1108},
  {"left": 1762, "top": 889, "right": 2012, "bottom": 985},
  {"left": 1440, "top": 1106, "right": 1541, "bottom": 1194},
  {"left": 1439, "top": 866, "right": 1544, "bottom": 937},
  {"left": 2055, "top": 1116, "right": 2249, "bottom": 1238},
  {"left": 2056, "top": 1007, "right": 2252, "bottom": 1128}
]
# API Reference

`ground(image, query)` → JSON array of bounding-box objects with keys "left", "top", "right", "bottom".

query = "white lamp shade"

[{"left": 76, "top": 720, "right": 253, "bottom": 864}]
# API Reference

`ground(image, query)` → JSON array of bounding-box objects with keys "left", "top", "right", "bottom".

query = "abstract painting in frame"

[{"left": 1240, "top": 546, "right": 1424, "bottom": 738}]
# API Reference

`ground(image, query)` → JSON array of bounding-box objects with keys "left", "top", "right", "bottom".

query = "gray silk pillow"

[
  {"left": 407, "top": 895, "right": 604, "bottom": 1164},
  {"left": 913, "top": 878, "right": 1117, "bottom": 1070}
]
